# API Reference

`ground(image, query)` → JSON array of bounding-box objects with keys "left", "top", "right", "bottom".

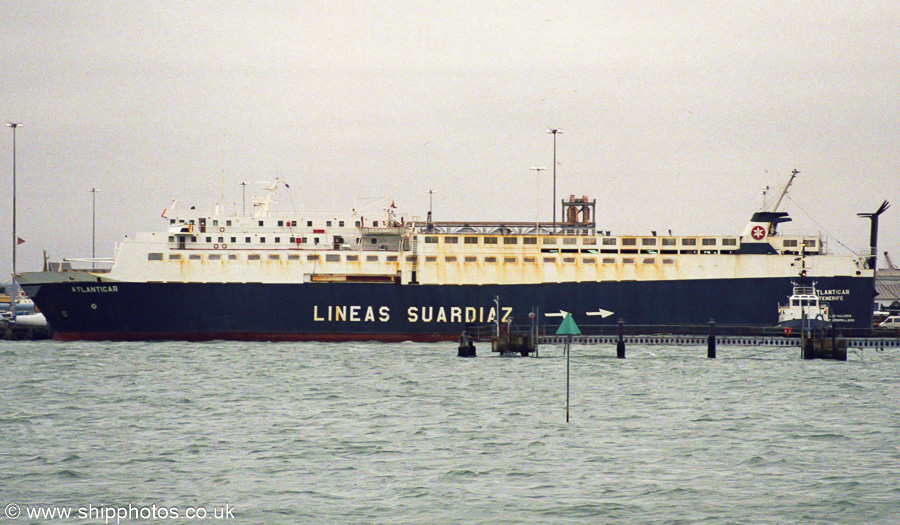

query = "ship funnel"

[{"left": 857, "top": 200, "right": 890, "bottom": 269}]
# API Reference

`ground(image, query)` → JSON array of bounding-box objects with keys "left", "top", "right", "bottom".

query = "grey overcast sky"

[{"left": 1, "top": 1, "right": 898, "bottom": 273}]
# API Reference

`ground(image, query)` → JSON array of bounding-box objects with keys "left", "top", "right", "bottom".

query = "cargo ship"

[{"left": 18, "top": 173, "right": 885, "bottom": 341}]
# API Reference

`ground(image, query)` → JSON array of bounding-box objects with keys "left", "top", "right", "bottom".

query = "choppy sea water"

[{"left": 2, "top": 340, "right": 899, "bottom": 524}]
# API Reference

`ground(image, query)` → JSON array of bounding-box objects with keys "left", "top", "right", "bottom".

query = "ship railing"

[
  {"left": 55, "top": 258, "right": 114, "bottom": 273},
  {"left": 411, "top": 221, "right": 595, "bottom": 236}
]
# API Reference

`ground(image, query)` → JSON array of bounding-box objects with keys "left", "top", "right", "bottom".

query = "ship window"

[
  {"left": 339, "top": 221, "right": 345, "bottom": 227},
  {"left": 445, "top": 256, "right": 457, "bottom": 262},
  {"left": 170, "top": 219, "right": 176, "bottom": 225},
  {"left": 371, "top": 238, "right": 377, "bottom": 244},
  {"left": 355, "top": 221, "right": 361, "bottom": 227},
  {"left": 722, "top": 238, "right": 737, "bottom": 246},
  {"left": 563, "top": 238, "right": 576, "bottom": 245},
  {"left": 148, "top": 253, "right": 163, "bottom": 261},
  {"left": 444, "top": 236, "right": 458, "bottom": 244},
  {"left": 464, "top": 236, "right": 479, "bottom": 244},
  {"left": 228, "top": 254, "right": 238, "bottom": 260},
  {"left": 288, "top": 254, "right": 300, "bottom": 261},
  {"left": 209, "top": 254, "right": 222, "bottom": 261},
  {"left": 190, "top": 236, "right": 197, "bottom": 242},
  {"left": 622, "top": 238, "right": 637, "bottom": 246},
  {"left": 504, "top": 257, "right": 517, "bottom": 263},
  {"left": 484, "top": 256, "right": 497, "bottom": 263},
  {"left": 602, "top": 238, "right": 616, "bottom": 246},
  {"left": 274, "top": 237, "right": 280, "bottom": 243},
  {"left": 426, "top": 256, "right": 437, "bottom": 262},
  {"left": 483, "top": 237, "right": 498, "bottom": 245},
  {"left": 260, "top": 237, "right": 266, "bottom": 243},
  {"left": 662, "top": 237, "right": 676, "bottom": 246},
  {"left": 583, "top": 257, "right": 595, "bottom": 264},
  {"left": 269, "top": 254, "right": 280, "bottom": 260},
  {"left": 218, "top": 237, "right": 224, "bottom": 242},
  {"left": 226, "top": 220, "right": 232, "bottom": 226},
  {"left": 521, "top": 237, "right": 536, "bottom": 245},
  {"left": 169, "top": 254, "right": 182, "bottom": 260},
  {"left": 524, "top": 256, "right": 536, "bottom": 263},
  {"left": 783, "top": 239, "right": 798, "bottom": 247},
  {"left": 503, "top": 237, "right": 518, "bottom": 245},
  {"left": 622, "top": 258, "right": 635, "bottom": 264},
  {"left": 805, "top": 240, "right": 816, "bottom": 247},
  {"left": 231, "top": 237, "right": 236, "bottom": 243},
  {"left": 663, "top": 258, "right": 675, "bottom": 264},
  {"left": 307, "top": 221, "right": 313, "bottom": 227},
  {"left": 424, "top": 236, "right": 438, "bottom": 244},
  {"left": 325, "top": 254, "right": 340, "bottom": 262},
  {"left": 603, "top": 258, "right": 616, "bottom": 264},
  {"left": 248, "top": 254, "right": 261, "bottom": 260},
  {"left": 405, "top": 255, "right": 417, "bottom": 262},
  {"left": 245, "top": 237, "right": 251, "bottom": 243},
  {"left": 190, "top": 254, "right": 201, "bottom": 260},
  {"left": 702, "top": 238, "right": 716, "bottom": 246},
  {"left": 643, "top": 258, "right": 655, "bottom": 264},
  {"left": 278, "top": 221, "right": 284, "bottom": 227},
  {"left": 206, "top": 237, "right": 212, "bottom": 243},
  {"left": 168, "top": 236, "right": 175, "bottom": 242},
  {"left": 258, "top": 220, "right": 264, "bottom": 227},
  {"left": 682, "top": 238, "right": 697, "bottom": 246},
  {"left": 583, "top": 238, "right": 597, "bottom": 245},
  {"left": 307, "top": 255, "right": 319, "bottom": 261},
  {"left": 386, "top": 255, "right": 398, "bottom": 262},
  {"left": 563, "top": 257, "right": 576, "bottom": 263},
  {"left": 642, "top": 238, "right": 657, "bottom": 246},
  {"left": 465, "top": 256, "right": 477, "bottom": 262},
  {"left": 327, "top": 221, "right": 332, "bottom": 227},
  {"left": 543, "top": 257, "right": 556, "bottom": 263},
  {"left": 367, "top": 255, "right": 379, "bottom": 262}
]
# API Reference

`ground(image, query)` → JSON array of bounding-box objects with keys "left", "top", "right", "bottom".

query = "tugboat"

[{"left": 777, "top": 280, "right": 831, "bottom": 331}]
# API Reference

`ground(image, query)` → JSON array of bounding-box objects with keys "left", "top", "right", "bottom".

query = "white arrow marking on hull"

[
  {"left": 544, "top": 310, "right": 569, "bottom": 318},
  {"left": 585, "top": 309, "right": 615, "bottom": 318}
]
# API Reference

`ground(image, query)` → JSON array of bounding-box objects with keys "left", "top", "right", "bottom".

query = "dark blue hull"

[{"left": 25, "top": 275, "right": 875, "bottom": 341}]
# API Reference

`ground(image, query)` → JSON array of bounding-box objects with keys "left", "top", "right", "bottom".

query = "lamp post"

[
  {"left": 529, "top": 167, "right": 547, "bottom": 229},
  {"left": 239, "top": 182, "right": 247, "bottom": 216},
  {"left": 89, "top": 188, "right": 99, "bottom": 269},
  {"left": 546, "top": 129, "right": 563, "bottom": 229},
  {"left": 6, "top": 122, "right": 20, "bottom": 324}
]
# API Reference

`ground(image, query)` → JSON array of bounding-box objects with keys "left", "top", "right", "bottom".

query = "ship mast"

[{"left": 770, "top": 169, "right": 799, "bottom": 212}]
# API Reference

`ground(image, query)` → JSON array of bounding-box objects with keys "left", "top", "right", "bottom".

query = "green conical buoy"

[{"left": 556, "top": 313, "right": 581, "bottom": 335}]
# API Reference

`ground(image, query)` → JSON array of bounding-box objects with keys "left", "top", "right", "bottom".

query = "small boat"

[{"left": 777, "top": 281, "right": 831, "bottom": 330}]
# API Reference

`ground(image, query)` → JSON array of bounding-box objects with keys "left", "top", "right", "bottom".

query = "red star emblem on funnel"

[{"left": 751, "top": 226, "right": 766, "bottom": 240}]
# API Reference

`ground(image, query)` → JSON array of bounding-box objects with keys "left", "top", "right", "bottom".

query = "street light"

[
  {"left": 6, "top": 122, "right": 20, "bottom": 325},
  {"left": 546, "top": 129, "right": 563, "bottom": 229},
  {"left": 89, "top": 188, "right": 100, "bottom": 269},
  {"left": 529, "top": 167, "right": 547, "bottom": 229},
  {"left": 239, "top": 182, "right": 248, "bottom": 216}
]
